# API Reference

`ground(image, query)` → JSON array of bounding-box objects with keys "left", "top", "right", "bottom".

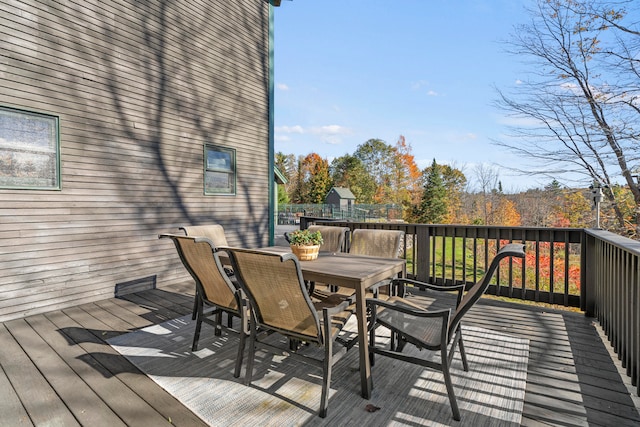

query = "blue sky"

[{"left": 272, "top": 0, "right": 551, "bottom": 192}]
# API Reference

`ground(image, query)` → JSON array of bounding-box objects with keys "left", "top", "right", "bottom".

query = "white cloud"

[
  {"left": 310, "top": 125, "right": 350, "bottom": 135},
  {"left": 276, "top": 83, "right": 289, "bottom": 91},
  {"left": 309, "top": 125, "right": 352, "bottom": 145},
  {"left": 410, "top": 80, "right": 441, "bottom": 96},
  {"left": 275, "top": 125, "right": 304, "bottom": 134},
  {"left": 275, "top": 124, "right": 351, "bottom": 145},
  {"left": 323, "top": 136, "right": 343, "bottom": 145},
  {"left": 515, "top": 79, "right": 523, "bottom": 85}
]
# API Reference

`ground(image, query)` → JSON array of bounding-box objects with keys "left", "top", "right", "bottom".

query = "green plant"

[{"left": 288, "top": 229, "right": 324, "bottom": 246}]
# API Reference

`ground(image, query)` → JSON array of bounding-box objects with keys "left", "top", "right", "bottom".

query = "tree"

[
  {"left": 492, "top": 198, "right": 522, "bottom": 226},
  {"left": 354, "top": 139, "right": 398, "bottom": 204},
  {"left": 330, "top": 154, "right": 376, "bottom": 203},
  {"left": 277, "top": 184, "right": 289, "bottom": 204},
  {"left": 275, "top": 151, "right": 296, "bottom": 200},
  {"left": 394, "top": 136, "right": 422, "bottom": 215},
  {"left": 416, "top": 159, "right": 448, "bottom": 224},
  {"left": 299, "top": 153, "right": 332, "bottom": 203},
  {"left": 494, "top": 0, "right": 640, "bottom": 234},
  {"left": 471, "top": 164, "right": 501, "bottom": 225},
  {"left": 557, "top": 190, "right": 591, "bottom": 227},
  {"left": 440, "top": 164, "right": 468, "bottom": 223}
]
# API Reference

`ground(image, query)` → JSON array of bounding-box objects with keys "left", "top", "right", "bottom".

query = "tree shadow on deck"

[{"left": 454, "top": 295, "right": 640, "bottom": 426}]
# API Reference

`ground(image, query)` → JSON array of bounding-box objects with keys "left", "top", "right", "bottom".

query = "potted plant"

[{"left": 288, "top": 229, "right": 324, "bottom": 261}]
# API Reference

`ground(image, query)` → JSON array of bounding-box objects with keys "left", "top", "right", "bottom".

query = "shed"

[{"left": 325, "top": 187, "right": 356, "bottom": 211}]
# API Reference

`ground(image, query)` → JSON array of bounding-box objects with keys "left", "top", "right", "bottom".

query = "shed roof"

[{"left": 328, "top": 187, "right": 355, "bottom": 199}]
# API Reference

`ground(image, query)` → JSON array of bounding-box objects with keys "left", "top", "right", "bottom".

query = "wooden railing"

[
  {"left": 583, "top": 229, "right": 639, "bottom": 393},
  {"left": 301, "top": 218, "right": 639, "bottom": 394},
  {"left": 304, "top": 218, "right": 583, "bottom": 306}
]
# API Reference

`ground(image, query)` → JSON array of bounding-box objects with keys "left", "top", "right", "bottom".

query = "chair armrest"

[
  {"left": 322, "top": 299, "right": 351, "bottom": 316},
  {"left": 366, "top": 297, "right": 450, "bottom": 319},
  {"left": 392, "top": 278, "right": 465, "bottom": 301},
  {"left": 392, "top": 278, "right": 465, "bottom": 293}
]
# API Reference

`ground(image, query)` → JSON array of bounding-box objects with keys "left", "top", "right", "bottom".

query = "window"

[
  {"left": 0, "top": 106, "right": 60, "bottom": 190},
  {"left": 204, "top": 144, "right": 235, "bottom": 195}
]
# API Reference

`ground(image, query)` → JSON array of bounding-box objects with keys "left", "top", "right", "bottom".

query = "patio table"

[{"left": 261, "top": 246, "right": 406, "bottom": 399}]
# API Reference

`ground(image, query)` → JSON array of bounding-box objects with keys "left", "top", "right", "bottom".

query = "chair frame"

[
  {"left": 346, "top": 228, "right": 405, "bottom": 299},
  {"left": 366, "top": 243, "right": 526, "bottom": 421},
  {"left": 348, "top": 228, "right": 404, "bottom": 258},
  {"left": 226, "top": 247, "right": 353, "bottom": 418},
  {"left": 159, "top": 234, "right": 246, "bottom": 378},
  {"left": 180, "top": 224, "right": 232, "bottom": 320},
  {"left": 307, "top": 225, "right": 350, "bottom": 253}
]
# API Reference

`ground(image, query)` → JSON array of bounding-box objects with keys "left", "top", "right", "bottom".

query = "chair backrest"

[
  {"left": 349, "top": 229, "right": 404, "bottom": 258},
  {"left": 448, "top": 243, "right": 525, "bottom": 336},
  {"left": 227, "top": 248, "right": 322, "bottom": 342},
  {"left": 160, "top": 234, "right": 238, "bottom": 312},
  {"left": 307, "top": 225, "right": 349, "bottom": 253},
  {"left": 180, "top": 224, "right": 229, "bottom": 247}
]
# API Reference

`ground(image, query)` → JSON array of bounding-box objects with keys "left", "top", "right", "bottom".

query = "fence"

[{"left": 277, "top": 204, "right": 402, "bottom": 224}]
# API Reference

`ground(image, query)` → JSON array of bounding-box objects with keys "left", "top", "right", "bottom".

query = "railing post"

[
  {"left": 416, "top": 225, "right": 431, "bottom": 282},
  {"left": 581, "top": 231, "right": 596, "bottom": 317}
]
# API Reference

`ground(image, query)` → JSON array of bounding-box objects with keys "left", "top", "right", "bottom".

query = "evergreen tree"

[{"left": 417, "top": 159, "right": 447, "bottom": 224}]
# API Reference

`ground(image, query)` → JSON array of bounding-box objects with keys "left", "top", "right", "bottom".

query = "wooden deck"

[{"left": 1, "top": 282, "right": 639, "bottom": 426}]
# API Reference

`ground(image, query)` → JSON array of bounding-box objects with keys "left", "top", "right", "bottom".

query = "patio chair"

[
  {"left": 159, "top": 234, "right": 246, "bottom": 378},
  {"left": 296, "top": 225, "right": 350, "bottom": 295},
  {"left": 366, "top": 243, "right": 526, "bottom": 421},
  {"left": 284, "top": 226, "right": 346, "bottom": 253},
  {"left": 347, "top": 229, "right": 405, "bottom": 297},
  {"left": 226, "top": 247, "right": 354, "bottom": 418},
  {"left": 307, "top": 225, "right": 350, "bottom": 253},
  {"left": 180, "top": 224, "right": 232, "bottom": 319}
]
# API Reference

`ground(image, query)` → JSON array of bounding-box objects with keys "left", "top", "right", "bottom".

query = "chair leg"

[
  {"left": 369, "top": 326, "right": 376, "bottom": 367},
  {"left": 441, "top": 347, "right": 461, "bottom": 421},
  {"left": 244, "top": 322, "right": 257, "bottom": 386},
  {"left": 214, "top": 311, "right": 223, "bottom": 336},
  {"left": 191, "top": 290, "right": 199, "bottom": 320},
  {"left": 457, "top": 330, "right": 469, "bottom": 372},
  {"left": 227, "top": 312, "right": 233, "bottom": 328},
  {"left": 319, "top": 321, "right": 333, "bottom": 418},
  {"left": 234, "top": 324, "right": 246, "bottom": 378},
  {"left": 192, "top": 302, "right": 203, "bottom": 351}
]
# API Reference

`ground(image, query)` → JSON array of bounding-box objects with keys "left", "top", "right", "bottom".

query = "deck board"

[
  {"left": 0, "top": 282, "right": 638, "bottom": 426},
  {"left": 45, "top": 308, "right": 177, "bottom": 427},
  {"left": 58, "top": 305, "right": 207, "bottom": 427},
  {"left": 0, "top": 320, "right": 80, "bottom": 426},
  {"left": 22, "top": 314, "right": 127, "bottom": 426},
  {"left": 0, "top": 324, "right": 37, "bottom": 427}
]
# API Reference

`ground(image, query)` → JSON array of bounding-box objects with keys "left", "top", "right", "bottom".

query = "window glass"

[
  {"left": 0, "top": 106, "right": 60, "bottom": 190},
  {"left": 204, "top": 144, "right": 235, "bottom": 195}
]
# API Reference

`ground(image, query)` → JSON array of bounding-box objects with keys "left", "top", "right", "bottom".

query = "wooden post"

[{"left": 416, "top": 225, "right": 431, "bottom": 282}]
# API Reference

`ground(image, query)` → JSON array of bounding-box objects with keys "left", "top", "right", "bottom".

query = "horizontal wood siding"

[{"left": 0, "top": 0, "right": 271, "bottom": 321}]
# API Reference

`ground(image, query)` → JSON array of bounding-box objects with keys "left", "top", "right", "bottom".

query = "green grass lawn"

[{"left": 405, "top": 236, "right": 581, "bottom": 296}]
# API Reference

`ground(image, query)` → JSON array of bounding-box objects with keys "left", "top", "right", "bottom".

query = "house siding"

[{"left": 0, "top": 0, "right": 272, "bottom": 321}]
